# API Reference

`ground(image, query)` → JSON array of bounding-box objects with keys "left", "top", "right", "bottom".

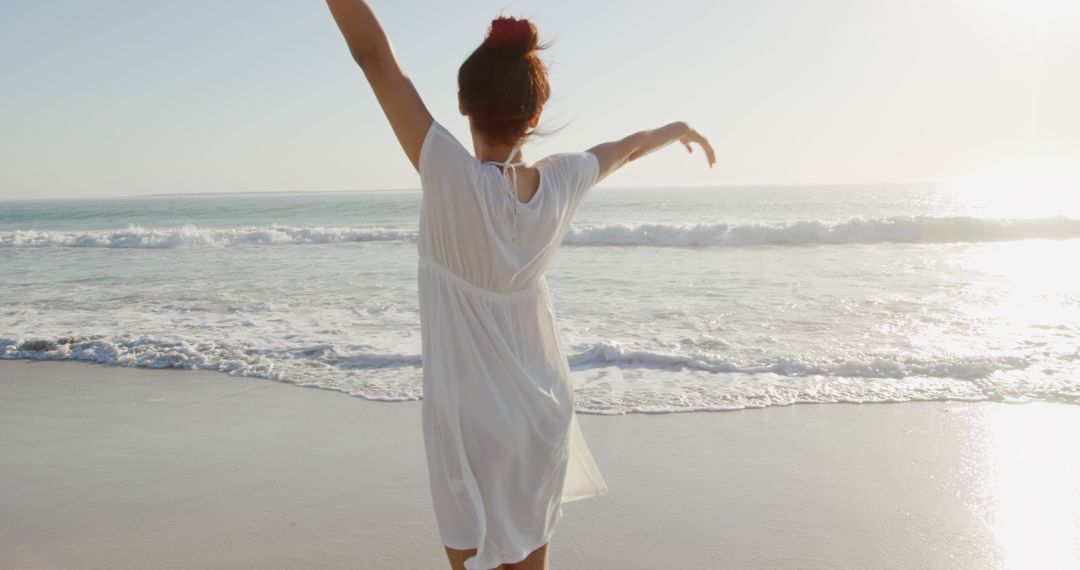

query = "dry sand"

[{"left": 2, "top": 360, "right": 1079, "bottom": 569}]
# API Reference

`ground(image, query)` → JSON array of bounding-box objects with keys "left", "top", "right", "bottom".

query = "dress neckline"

[
  {"left": 482, "top": 161, "right": 526, "bottom": 168},
  {"left": 484, "top": 161, "right": 545, "bottom": 208}
]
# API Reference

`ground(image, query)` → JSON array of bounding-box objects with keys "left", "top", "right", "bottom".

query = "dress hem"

[{"left": 458, "top": 526, "right": 561, "bottom": 570}]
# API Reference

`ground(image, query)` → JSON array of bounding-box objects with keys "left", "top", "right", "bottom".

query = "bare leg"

[
  {"left": 445, "top": 546, "right": 510, "bottom": 570},
  {"left": 446, "top": 544, "right": 547, "bottom": 570},
  {"left": 445, "top": 547, "right": 476, "bottom": 570},
  {"left": 506, "top": 543, "right": 548, "bottom": 570}
]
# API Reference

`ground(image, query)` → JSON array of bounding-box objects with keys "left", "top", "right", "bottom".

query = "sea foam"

[
  {"left": 0, "top": 224, "right": 417, "bottom": 249},
  {"left": 563, "top": 216, "right": 1080, "bottom": 246},
  {"left": 567, "top": 339, "right": 1031, "bottom": 380},
  {"left": 5, "top": 334, "right": 1069, "bottom": 414},
  {"left": 4, "top": 216, "right": 1080, "bottom": 249}
]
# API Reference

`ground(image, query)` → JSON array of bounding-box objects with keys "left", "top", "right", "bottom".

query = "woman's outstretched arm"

[
  {"left": 326, "top": 0, "right": 433, "bottom": 171},
  {"left": 587, "top": 122, "right": 715, "bottom": 183}
]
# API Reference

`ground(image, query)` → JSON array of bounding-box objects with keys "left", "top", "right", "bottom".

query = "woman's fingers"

[
  {"left": 679, "top": 128, "right": 716, "bottom": 168},
  {"left": 699, "top": 137, "right": 716, "bottom": 168},
  {"left": 689, "top": 131, "right": 716, "bottom": 168}
]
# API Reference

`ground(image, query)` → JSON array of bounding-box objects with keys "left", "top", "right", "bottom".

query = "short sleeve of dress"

[
  {"left": 568, "top": 151, "right": 601, "bottom": 200},
  {"left": 419, "top": 120, "right": 481, "bottom": 196},
  {"left": 546, "top": 151, "right": 600, "bottom": 224}
]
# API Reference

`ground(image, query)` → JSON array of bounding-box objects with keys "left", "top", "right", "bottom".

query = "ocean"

[{"left": 2, "top": 185, "right": 1079, "bottom": 413}]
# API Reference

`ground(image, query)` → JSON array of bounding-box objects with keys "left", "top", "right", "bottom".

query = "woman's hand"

[
  {"left": 678, "top": 125, "right": 716, "bottom": 169},
  {"left": 589, "top": 121, "right": 716, "bottom": 183}
]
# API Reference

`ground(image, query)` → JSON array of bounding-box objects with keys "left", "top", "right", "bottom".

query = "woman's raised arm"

[
  {"left": 326, "top": 0, "right": 433, "bottom": 171},
  {"left": 587, "top": 122, "right": 715, "bottom": 183}
]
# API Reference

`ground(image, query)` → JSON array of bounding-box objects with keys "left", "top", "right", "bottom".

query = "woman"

[{"left": 326, "top": 2, "right": 715, "bottom": 569}]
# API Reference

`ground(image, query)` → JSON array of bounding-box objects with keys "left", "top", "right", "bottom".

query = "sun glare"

[
  {"left": 977, "top": 404, "right": 1080, "bottom": 569},
  {"left": 949, "top": 174, "right": 1080, "bottom": 219},
  {"left": 964, "top": 241, "right": 1080, "bottom": 325}
]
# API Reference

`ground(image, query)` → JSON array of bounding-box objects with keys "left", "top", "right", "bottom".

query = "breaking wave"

[
  {"left": 0, "top": 224, "right": 417, "bottom": 249},
  {"left": 4, "top": 216, "right": 1080, "bottom": 249},
  {"left": 563, "top": 216, "right": 1080, "bottom": 247},
  {"left": 4, "top": 334, "right": 1068, "bottom": 415},
  {"left": 1, "top": 335, "right": 1029, "bottom": 381},
  {"left": 567, "top": 340, "right": 1030, "bottom": 380}
]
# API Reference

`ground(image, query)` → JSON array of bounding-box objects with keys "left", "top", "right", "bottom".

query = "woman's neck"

[{"left": 470, "top": 129, "right": 525, "bottom": 165}]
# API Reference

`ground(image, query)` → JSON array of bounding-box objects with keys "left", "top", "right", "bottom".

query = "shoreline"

[
  {"left": 2, "top": 359, "right": 1079, "bottom": 569},
  {"left": 2, "top": 354, "right": 1072, "bottom": 415}
]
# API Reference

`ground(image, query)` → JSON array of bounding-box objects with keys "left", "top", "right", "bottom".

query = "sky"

[{"left": 1, "top": 0, "right": 1078, "bottom": 200}]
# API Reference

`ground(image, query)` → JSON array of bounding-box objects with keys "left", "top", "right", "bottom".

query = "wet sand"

[{"left": 2, "top": 360, "right": 1078, "bottom": 569}]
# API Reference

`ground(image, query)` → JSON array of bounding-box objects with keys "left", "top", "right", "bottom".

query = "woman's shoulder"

[
  {"left": 537, "top": 149, "right": 598, "bottom": 163},
  {"left": 536, "top": 151, "right": 599, "bottom": 183},
  {"left": 536, "top": 151, "right": 598, "bottom": 175}
]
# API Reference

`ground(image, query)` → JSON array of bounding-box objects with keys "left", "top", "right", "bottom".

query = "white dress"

[{"left": 418, "top": 120, "right": 608, "bottom": 570}]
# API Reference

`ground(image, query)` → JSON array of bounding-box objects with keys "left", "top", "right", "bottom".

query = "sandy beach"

[{"left": 2, "top": 360, "right": 1079, "bottom": 569}]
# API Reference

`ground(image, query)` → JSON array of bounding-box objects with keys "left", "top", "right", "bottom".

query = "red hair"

[{"left": 458, "top": 16, "right": 550, "bottom": 146}]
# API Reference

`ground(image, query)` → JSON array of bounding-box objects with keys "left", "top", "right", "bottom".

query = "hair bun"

[{"left": 484, "top": 16, "right": 539, "bottom": 56}]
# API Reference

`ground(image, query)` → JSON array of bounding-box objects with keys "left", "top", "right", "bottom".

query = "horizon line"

[{"left": 0, "top": 180, "right": 954, "bottom": 202}]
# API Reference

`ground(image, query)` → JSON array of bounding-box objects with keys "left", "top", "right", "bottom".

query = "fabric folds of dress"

[{"left": 417, "top": 120, "right": 607, "bottom": 570}]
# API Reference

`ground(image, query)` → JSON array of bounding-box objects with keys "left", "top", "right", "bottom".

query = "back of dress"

[
  {"left": 418, "top": 120, "right": 599, "bottom": 291},
  {"left": 416, "top": 120, "right": 607, "bottom": 570}
]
